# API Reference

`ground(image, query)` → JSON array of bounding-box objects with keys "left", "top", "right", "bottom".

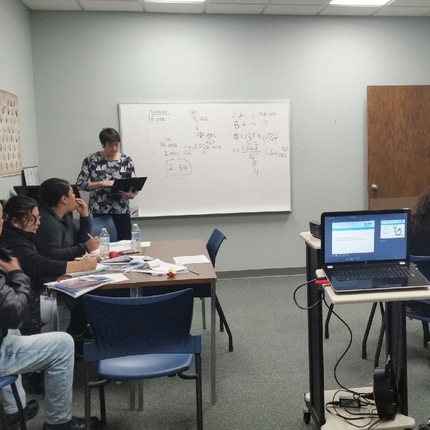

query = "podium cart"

[{"left": 300, "top": 231, "right": 430, "bottom": 430}]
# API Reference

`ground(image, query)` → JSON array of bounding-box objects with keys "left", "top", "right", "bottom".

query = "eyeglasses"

[{"left": 30, "top": 215, "right": 41, "bottom": 224}]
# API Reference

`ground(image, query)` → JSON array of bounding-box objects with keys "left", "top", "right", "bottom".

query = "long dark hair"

[
  {"left": 412, "top": 188, "right": 430, "bottom": 228},
  {"left": 39, "top": 178, "right": 70, "bottom": 207},
  {"left": 3, "top": 196, "right": 38, "bottom": 228}
]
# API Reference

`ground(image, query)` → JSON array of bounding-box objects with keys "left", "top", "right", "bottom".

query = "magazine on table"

[
  {"left": 45, "top": 273, "right": 128, "bottom": 298},
  {"left": 100, "top": 255, "right": 155, "bottom": 272}
]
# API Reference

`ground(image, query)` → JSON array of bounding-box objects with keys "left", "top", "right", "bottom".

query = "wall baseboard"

[{"left": 217, "top": 267, "right": 305, "bottom": 280}]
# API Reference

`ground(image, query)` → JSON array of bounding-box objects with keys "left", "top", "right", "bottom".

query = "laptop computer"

[{"left": 321, "top": 209, "right": 430, "bottom": 293}]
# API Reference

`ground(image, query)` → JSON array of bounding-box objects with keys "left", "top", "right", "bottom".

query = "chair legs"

[
  {"left": 10, "top": 382, "right": 27, "bottom": 430},
  {"left": 85, "top": 363, "right": 109, "bottom": 430},
  {"left": 422, "top": 321, "right": 430, "bottom": 348},
  {"left": 325, "top": 304, "right": 334, "bottom": 339},
  {"left": 361, "top": 302, "right": 384, "bottom": 366},
  {"left": 362, "top": 302, "right": 378, "bottom": 359},
  {"left": 215, "top": 296, "right": 233, "bottom": 352},
  {"left": 200, "top": 296, "right": 233, "bottom": 351},
  {"left": 201, "top": 298, "right": 207, "bottom": 330}
]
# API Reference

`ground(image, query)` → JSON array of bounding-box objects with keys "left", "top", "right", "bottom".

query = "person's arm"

[
  {"left": 73, "top": 200, "right": 99, "bottom": 250},
  {"left": 0, "top": 258, "right": 31, "bottom": 330},
  {"left": 7, "top": 239, "right": 96, "bottom": 277},
  {"left": 118, "top": 156, "right": 138, "bottom": 200},
  {"left": 76, "top": 155, "right": 114, "bottom": 191},
  {"left": 36, "top": 213, "right": 88, "bottom": 261}
]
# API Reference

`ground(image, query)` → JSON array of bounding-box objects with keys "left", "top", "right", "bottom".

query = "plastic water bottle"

[
  {"left": 131, "top": 223, "right": 141, "bottom": 251},
  {"left": 99, "top": 228, "right": 110, "bottom": 258}
]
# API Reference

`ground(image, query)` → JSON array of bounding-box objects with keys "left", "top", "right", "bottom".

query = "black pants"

[{"left": 93, "top": 213, "right": 132, "bottom": 241}]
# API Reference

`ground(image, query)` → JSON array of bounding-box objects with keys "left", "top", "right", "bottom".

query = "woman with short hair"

[{"left": 76, "top": 127, "right": 138, "bottom": 240}]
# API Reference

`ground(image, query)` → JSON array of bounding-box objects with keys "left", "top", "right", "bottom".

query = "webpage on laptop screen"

[{"left": 324, "top": 213, "right": 407, "bottom": 264}]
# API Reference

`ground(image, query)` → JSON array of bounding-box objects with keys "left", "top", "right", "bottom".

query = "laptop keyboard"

[{"left": 333, "top": 266, "right": 413, "bottom": 281}]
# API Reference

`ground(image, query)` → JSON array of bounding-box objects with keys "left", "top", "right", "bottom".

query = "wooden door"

[{"left": 367, "top": 86, "right": 430, "bottom": 210}]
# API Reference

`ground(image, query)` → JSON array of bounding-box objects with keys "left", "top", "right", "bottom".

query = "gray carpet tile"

[{"left": 17, "top": 275, "right": 430, "bottom": 429}]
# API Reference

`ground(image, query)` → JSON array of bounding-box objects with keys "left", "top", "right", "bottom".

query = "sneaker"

[
  {"left": 42, "top": 416, "right": 100, "bottom": 430},
  {"left": 42, "top": 417, "right": 85, "bottom": 430},
  {"left": 7, "top": 399, "right": 39, "bottom": 430}
]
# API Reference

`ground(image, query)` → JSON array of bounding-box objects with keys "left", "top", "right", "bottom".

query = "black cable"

[{"left": 293, "top": 278, "right": 325, "bottom": 310}]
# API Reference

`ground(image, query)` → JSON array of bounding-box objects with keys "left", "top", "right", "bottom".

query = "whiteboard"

[{"left": 119, "top": 102, "right": 291, "bottom": 217}]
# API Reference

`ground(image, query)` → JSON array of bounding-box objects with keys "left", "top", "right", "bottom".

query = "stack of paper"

[
  {"left": 130, "top": 259, "right": 188, "bottom": 276},
  {"left": 45, "top": 273, "right": 128, "bottom": 298}
]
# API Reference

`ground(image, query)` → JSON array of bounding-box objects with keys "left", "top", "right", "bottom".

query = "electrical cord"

[
  {"left": 293, "top": 278, "right": 325, "bottom": 310},
  {"left": 294, "top": 278, "right": 379, "bottom": 429}
]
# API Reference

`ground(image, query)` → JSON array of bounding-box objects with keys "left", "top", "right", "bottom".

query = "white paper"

[
  {"left": 131, "top": 259, "right": 188, "bottom": 276},
  {"left": 173, "top": 255, "right": 210, "bottom": 265}
]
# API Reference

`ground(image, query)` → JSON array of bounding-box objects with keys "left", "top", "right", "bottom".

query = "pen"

[
  {"left": 87, "top": 233, "right": 93, "bottom": 239},
  {"left": 189, "top": 269, "right": 199, "bottom": 275}
]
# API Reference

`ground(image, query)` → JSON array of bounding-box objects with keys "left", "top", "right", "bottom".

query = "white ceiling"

[{"left": 19, "top": 0, "right": 430, "bottom": 17}]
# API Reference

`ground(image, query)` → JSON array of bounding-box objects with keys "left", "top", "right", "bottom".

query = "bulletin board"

[
  {"left": 0, "top": 90, "right": 22, "bottom": 176},
  {"left": 119, "top": 102, "right": 291, "bottom": 217}
]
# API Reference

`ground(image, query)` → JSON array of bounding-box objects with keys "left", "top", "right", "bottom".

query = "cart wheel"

[{"left": 303, "top": 409, "right": 311, "bottom": 425}]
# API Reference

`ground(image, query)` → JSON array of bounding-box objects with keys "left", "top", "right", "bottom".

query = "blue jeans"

[{"left": 0, "top": 329, "right": 75, "bottom": 425}]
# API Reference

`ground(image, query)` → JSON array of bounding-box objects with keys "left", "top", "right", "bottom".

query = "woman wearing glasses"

[{"left": 0, "top": 196, "right": 97, "bottom": 336}]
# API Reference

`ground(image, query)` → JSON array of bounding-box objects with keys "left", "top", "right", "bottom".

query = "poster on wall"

[{"left": 0, "top": 89, "right": 22, "bottom": 176}]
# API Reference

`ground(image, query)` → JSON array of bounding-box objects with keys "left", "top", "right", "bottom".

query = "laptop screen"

[{"left": 321, "top": 209, "right": 410, "bottom": 265}]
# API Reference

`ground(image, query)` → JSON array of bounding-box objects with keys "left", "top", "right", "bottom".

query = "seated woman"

[
  {"left": 35, "top": 178, "right": 100, "bottom": 260},
  {"left": 0, "top": 196, "right": 97, "bottom": 336},
  {"left": 406, "top": 187, "right": 430, "bottom": 319}
]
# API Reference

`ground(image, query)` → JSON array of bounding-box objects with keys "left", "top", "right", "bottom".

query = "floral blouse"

[{"left": 76, "top": 151, "right": 136, "bottom": 214}]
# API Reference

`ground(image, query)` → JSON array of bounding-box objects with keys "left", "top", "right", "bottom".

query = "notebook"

[
  {"left": 110, "top": 177, "right": 147, "bottom": 193},
  {"left": 321, "top": 209, "right": 430, "bottom": 293}
]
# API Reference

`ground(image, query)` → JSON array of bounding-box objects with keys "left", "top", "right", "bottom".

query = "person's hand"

[
  {"left": 77, "top": 256, "right": 97, "bottom": 272},
  {"left": 0, "top": 257, "right": 21, "bottom": 272},
  {"left": 102, "top": 180, "right": 115, "bottom": 188},
  {"left": 118, "top": 187, "right": 138, "bottom": 200},
  {"left": 75, "top": 198, "right": 89, "bottom": 217},
  {"left": 86, "top": 236, "right": 100, "bottom": 252}
]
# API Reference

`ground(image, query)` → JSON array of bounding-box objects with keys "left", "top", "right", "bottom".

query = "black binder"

[{"left": 110, "top": 177, "right": 147, "bottom": 193}]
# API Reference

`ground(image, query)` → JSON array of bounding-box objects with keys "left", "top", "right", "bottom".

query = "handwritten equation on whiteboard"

[
  {"left": 148, "top": 108, "right": 289, "bottom": 177},
  {"left": 120, "top": 102, "right": 291, "bottom": 216}
]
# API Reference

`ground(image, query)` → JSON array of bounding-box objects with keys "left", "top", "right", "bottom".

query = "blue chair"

[
  {"left": 83, "top": 289, "right": 202, "bottom": 430},
  {"left": 364, "top": 255, "right": 430, "bottom": 368},
  {"left": 199, "top": 229, "right": 233, "bottom": 352},
  {"left": 73, "top": 215, "right": 118, "bottom": 242},
  {"left": 0, "top": 375, "right": 27, "bottom": 430},
  {"left": 91, "top": 215, "right": 117, "bottom": 242},
  {"left": 405, "top": 255, "right": 430, "bottom": 347}
]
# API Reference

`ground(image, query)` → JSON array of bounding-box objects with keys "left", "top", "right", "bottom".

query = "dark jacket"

[
  {"left": 0, "top": 266, "right": 31, "bottom": 345},
  {"left": 0, "top": 225, "right": 67, "bottom": 334},
  {"left": 35, "top": 206, "right": 91, "bottom": 261},
  {"left": 410, "top": 215, "right": 430, "bottom": 256}
]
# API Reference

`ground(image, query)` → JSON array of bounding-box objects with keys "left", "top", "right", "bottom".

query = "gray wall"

[
  {"left": 0, "top": 1, "right": 38, "bottom": 196},
  {"left": 5, "top": 8, "right": 430, "bottom": 272}
]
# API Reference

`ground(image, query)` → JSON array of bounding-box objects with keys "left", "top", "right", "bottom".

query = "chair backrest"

[
  {"left": 410, "top": 255, "right": 430, "bottom": 282},
  {"left": 206, "top": 228, "right": 226, "bottom": 267},
  {"left": 91, "top": 215, "right": 117, "bottom": 242},
  {"left": 83, "top": 288, "right": 200, "bottom": 362}
]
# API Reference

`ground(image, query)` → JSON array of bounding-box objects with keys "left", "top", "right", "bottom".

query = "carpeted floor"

[{"left": 21, "top": 275, "right": 430, "bottom": 429}]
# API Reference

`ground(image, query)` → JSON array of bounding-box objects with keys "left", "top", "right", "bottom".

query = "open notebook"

[{"left": 321, "top": 209, "right": 430, "bottom": 293}]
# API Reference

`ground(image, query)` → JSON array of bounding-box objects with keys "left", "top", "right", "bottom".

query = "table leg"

[
  {"left": 211, "top": 281, "right": 217, "bottom": 405},
  {"left": 51, "top": 291, "right": 59, "bottom": 331}
]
